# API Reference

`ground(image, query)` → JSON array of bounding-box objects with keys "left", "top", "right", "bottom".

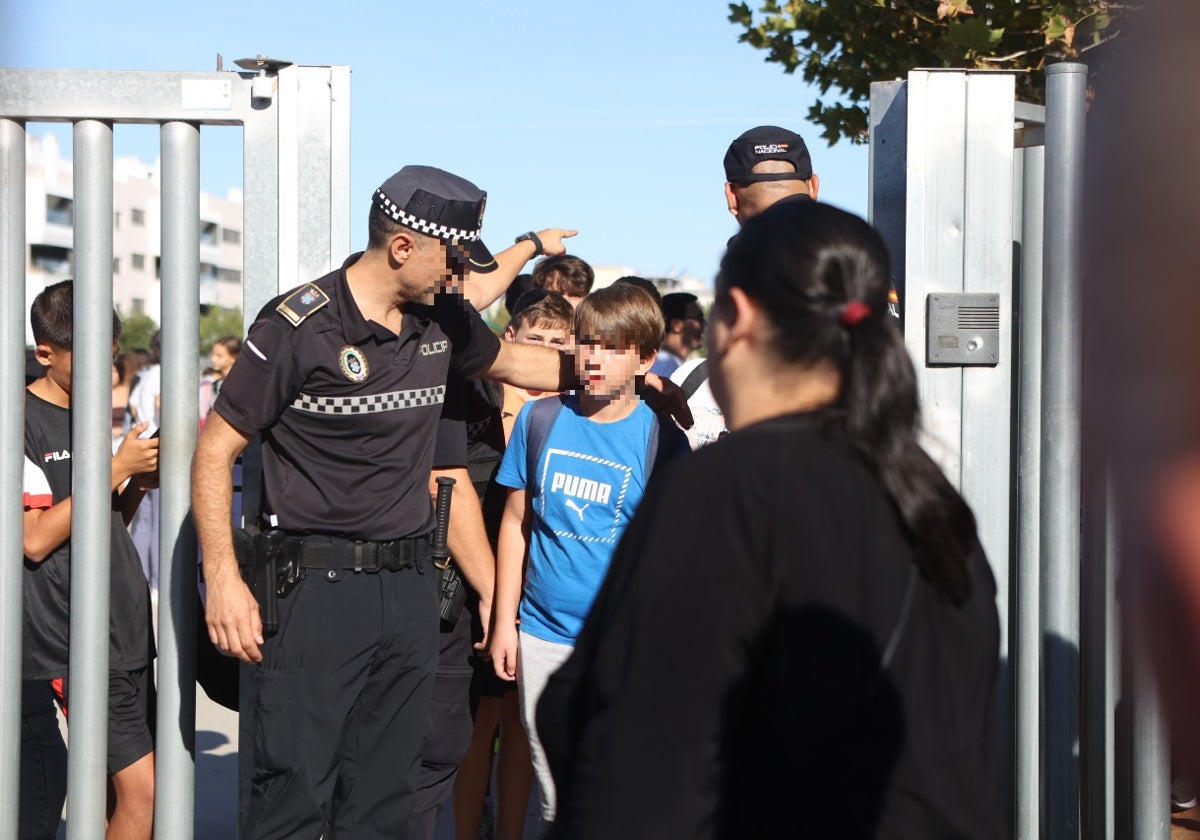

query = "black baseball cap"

[
  {"left": 723, "top": 125, "right": 813, "bottom": 184},
  {"left": 373, "top": 165, "right": 498, "bottom": 273}
]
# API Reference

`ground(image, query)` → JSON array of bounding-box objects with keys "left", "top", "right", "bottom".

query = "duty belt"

[{"left": 282, "top": 534, "right": 430, "bottom": 573}]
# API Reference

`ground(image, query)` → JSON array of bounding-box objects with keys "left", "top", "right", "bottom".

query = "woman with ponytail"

[{"left": 538, "top": 199, "right": 1004, "bottom": 839}]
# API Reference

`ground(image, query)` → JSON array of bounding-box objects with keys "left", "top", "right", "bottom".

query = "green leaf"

[
  {"left": 1044, "top": 13, "right": 1069, "bottom": 42},
  {"left": 946, "top": 18, "right": 1005, "bottom": 53},
  {"left": 727, "top": 2, "right": 753, "bottom": 27}
]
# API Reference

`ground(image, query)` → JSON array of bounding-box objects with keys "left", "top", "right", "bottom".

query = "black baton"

[{"left": 432, "top": 476, "right": 455, "bottom": 569}]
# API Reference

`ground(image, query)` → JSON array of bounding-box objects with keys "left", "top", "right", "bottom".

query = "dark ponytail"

[{"left": 719, "top": 199, "right": 977, "bottom": 605}]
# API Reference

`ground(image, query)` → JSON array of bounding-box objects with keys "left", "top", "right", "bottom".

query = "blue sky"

[{"left": 2, "top": 0, "right": 869, "bottom": 287}]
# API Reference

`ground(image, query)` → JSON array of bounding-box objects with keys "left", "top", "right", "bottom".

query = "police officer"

[{"left": 192, "top": 165, "right": 584, "bottom": 839}]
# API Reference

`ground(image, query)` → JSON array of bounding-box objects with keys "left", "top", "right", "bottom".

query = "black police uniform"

[
  {"left": 213, "top": 252, "right": 500, "bottom": 839},
  {"left": 404, "top": 371, "right": 507, "bottom": 837}
]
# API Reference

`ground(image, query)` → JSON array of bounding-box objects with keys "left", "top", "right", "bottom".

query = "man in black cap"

[
  {"left": 192, "top": 164, "right": 606, "bottom": 839},
  {"left": 722, "top": 124, "right": 820, "bottom": 224},
  {"left": 665, "top": 126, "right": 823, "bottom": 450},
  {"left": 672, "top": 124, "right": 900, "bottom": 450}
]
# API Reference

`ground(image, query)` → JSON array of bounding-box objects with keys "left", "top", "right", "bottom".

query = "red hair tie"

[{"left": 840, "top": 300, "right": 871, "bottom": 327}]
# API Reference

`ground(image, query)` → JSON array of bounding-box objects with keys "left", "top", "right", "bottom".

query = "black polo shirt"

[{"left": 214, "top": 253, "right": 501, "bottom": 541}]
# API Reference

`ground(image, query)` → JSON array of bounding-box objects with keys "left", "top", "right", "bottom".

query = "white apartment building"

[
  {"left": 24, "top": 133, "right": 244, "bottom": 342},
  {"left": 591, "top": 265, "right": 713, "bottom": 308}
]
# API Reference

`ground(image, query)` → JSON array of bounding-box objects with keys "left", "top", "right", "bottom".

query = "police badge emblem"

[{"left": 338, "top": 345, "right": 369, "bottom": 382}]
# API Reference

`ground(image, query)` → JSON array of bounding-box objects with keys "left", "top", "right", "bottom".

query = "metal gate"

[
  {"left": 869, "top": 64, "right": 1168, "bottom": 839},
  {"left": 0, "top": 62, "right": 350, "bottom": 840}
]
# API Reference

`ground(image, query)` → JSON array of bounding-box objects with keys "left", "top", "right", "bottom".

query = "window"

[
  {"left": 131, "top": 208, "right": 145, "bottom": 226},
  {"left": 30, "top": 244, "right": 71, "bottom": 274},
  {"left": 154, "top": 257, "right": 161, "bottom": 278},
  {"left": 114, "top": 211, "right": 120, "bottom": 229},
  {"left": 199, "top": 262, "right": 219, "bottom": 281},
  {"left": 131, "top": 298, "right": 145, "bottom": 316},
  {"left": 46, "top": 195, "right": 73, "bottom": 226},
  {"left": 112, "top": 258, "right": 120, "bottom": 274},
  {"left": 218, "top": 267, "right": 242, "bottom": 284},
  {"left": 200, "top": 221, "right": 219, "bottom": 247},
  {"left": 222, "top": 228, "right": 242, "bottom": 245},
  {"left": 131, "top": 253, "right": 145, "bottom": 271}
]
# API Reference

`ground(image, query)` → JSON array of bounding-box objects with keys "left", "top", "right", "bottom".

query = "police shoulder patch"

[{"left": 276, "top": 284, "right": 330, "bottom": 327}]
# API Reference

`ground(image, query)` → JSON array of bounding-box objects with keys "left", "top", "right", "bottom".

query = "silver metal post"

[
  {"left": 1130, "top": 584, "right": 1170, "bottom": 839},
  {"left": 154, "top": 120, "right": 200, "bottom": 840},
  {"left": 1081, "top": 459, "right": 1117, "bottom": 835},
  {"left": 1040, "top": 62, "right": 1088, "bottom": 840},
  {"left": 1014, "top": 141, "right": 1044, "bottom": 840},
  {"left": 0, "top": 117, "right": 27, "bottom": 840},
  {"left": 67, "top": 118, "right": 114, "bottom": 840}
]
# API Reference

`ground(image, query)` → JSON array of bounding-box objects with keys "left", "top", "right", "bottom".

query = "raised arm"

[
  {"left": 482, "top": 346, "right": 693, "bottom": 429},
  {"left": 483, "top": 341, "right": 576, "bottom": 394},
  {"left": 464, "top": 228, "right": 578, "bottom": 311},
  {"left": 23, "top": 422, "right": 158, "bottom": 563}
]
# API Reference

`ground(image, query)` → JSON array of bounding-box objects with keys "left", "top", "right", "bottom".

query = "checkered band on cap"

[
  {"left": 374, "top": 189, "right": 481, "bottom": 242},
  {"left": 290, "top": 385, "right": 447, "bottom": 415}
]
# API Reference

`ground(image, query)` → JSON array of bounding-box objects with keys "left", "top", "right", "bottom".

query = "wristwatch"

[{"left": 514, "top": 231, "right": 543, "bottom": 257}]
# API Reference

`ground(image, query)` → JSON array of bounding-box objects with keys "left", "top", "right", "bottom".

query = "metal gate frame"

[
  {"left": 868, "top": 65, "right": 1168, "bottom": 839},
  {"left": 0, "top": 63, "right": 350, "bottom": 840}
]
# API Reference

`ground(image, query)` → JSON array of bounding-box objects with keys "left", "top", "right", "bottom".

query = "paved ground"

[
  {"left": 191, "top": 680, "right": 540, "bottom": 839},
  {"left": 57, "top": 688, "right": 1200, "bottom": 839}
]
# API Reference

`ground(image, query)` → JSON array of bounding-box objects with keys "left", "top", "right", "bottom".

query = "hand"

[
  {"left": 535, "top": 228, "right": 578, "bottom": 257},
  {"left": 640, "top": 372, "right": 694, "bottom": 429},
  {"left": 112, "top": 422, "right": 159, "bottom": 488},
  {"left": 489, "top": 622, "right": 519, "bottom": 681},
  {"left": 205, "top": 569, "right": 264, "bottom": 663},
  {"left": 474, "top": 597, "right": 493, "bottom": 655},
  {"left": 134, "top": 470, "right": 160, "bottom": 491}
]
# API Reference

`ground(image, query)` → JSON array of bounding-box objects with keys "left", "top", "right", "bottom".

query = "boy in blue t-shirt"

[{"left": 490, "top": 283, "right": 687, "bottom": 826}]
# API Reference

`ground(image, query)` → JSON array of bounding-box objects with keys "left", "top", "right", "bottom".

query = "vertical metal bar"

[
  {"left": 0, "top": 117, "right": 26, "bottom": 840},
  {"left": 238, "top": 86, "right": 279, "bottom": 834},
  {"left": 329, "top": 65, "right": 352, "bottom": 263},
  {"left": 242, "top": 83, "right": 280, "bottom": 320},
  {"left": 1081, "top": 462, "right": 1116, "bottom": 836},
  {"left": 1130, "top": 571, "right": 1170, "bottom": 839},
  {"left": 296, "top": 66, "right": 332, "bottom": 280},
  {"left": 67, "top": 118, "right": 114, "bottom": 840},
  {"left": 1040, "top": 62, "right": 1088, "bottom": 840},
  {"left": 903, "top": 70, "right": 967, "bottom": 481},
  {"left": 154, "top": 120, "right": 200, "bottom": 840},
  {"left": 276, "top": 65, "right": 299, "bottom": 292},
  {"left": 868, "top": 79, "right": 909, "bottom": 324},
  {"left": 1015, "top": 142, "right": 1044, "bottom": 840},
  {"left": 960, "top": 72, "right": 1015, "bottom": 655}
]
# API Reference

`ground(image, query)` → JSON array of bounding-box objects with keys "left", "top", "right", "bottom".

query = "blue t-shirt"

[{"left": 497, "top": 395, "right": 669, "bottom": 644}]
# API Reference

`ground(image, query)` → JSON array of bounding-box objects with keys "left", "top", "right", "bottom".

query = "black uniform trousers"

[
  {"left": 401, "top": 599, "right": 477, "bottom": 839},
  {"left": 242, "top": 560, "right": 439, "bottom": 840}
]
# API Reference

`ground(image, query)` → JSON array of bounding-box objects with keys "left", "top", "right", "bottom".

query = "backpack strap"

[
  {"left": 526, "top": 396, "right": 677, "bottom": 493},
  {"left": 678, "top": 359, "right": 709, "bottom": 400},
  {"left": 525, "top": 396, "right": 566, "bottom": 491},
  {"left": 645, "top": 412, "right": 686, "bottom": 480}
]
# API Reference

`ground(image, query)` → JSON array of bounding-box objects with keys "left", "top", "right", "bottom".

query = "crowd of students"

[{"left": 18, "top": 124, "right": 1004, "bottom": 840}]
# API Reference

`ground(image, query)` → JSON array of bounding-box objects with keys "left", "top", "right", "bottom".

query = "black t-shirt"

[
  {"left": 22, "top": 391, "right": 153, "bottom": 680},
  {"left": 539, "top": 410, "right": 1004, "bottom": 840},
  {"left": 434, "top": 373, "right": 507, "bottom": 544},
  {"left": 214, "top": 253, "right": 502, "bottom": 540}
]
